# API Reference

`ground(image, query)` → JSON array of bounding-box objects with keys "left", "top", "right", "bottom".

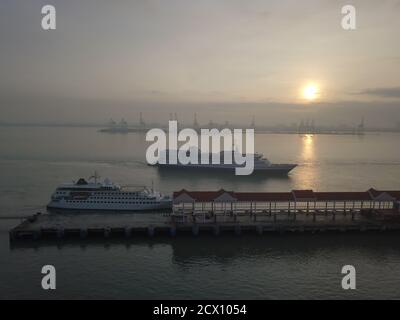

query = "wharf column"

[
  {"left": 124, "top": 227, "right": 132, "bottom": 238},
  {"left": 169, "top": 226, "right": 177, "bottom": 237},
  {"left": 80, "top": 229, "right": 88, "bottom": 239},
  {"left": 192, "top": 224, "right": 199, "bottom": 236},
  {"left": 57, "top": 228, "right": 65, "bottom": 239},
  {"left": 147, "top": 226, "right": 155, "bottom": 237},
  {"left": 104, "top": 228, "right": 111, "bottom": 238},
  {"left": 234, "top": 225, "right": 241, "bottom": 236}
]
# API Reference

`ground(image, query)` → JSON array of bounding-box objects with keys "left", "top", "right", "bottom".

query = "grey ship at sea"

[{"left": 151, "top": 149, "right": 297, "bottom": 174}]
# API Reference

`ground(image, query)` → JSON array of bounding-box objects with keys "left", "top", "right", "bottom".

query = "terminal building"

[{"left": 172, "top": 188, "right": 400, "bottom": 222}]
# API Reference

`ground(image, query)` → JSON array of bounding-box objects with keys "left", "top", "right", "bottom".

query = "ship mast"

[
  {"left": 193, "top": 113, "right": 199, "bottom": 129},
  {"left": 139, "top": 112, "right": 145, "bottom": 128},
  {"left": 90, "top": 171, "right": 100, "bottom": 184}
]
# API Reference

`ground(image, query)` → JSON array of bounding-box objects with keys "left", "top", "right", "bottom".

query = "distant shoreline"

[{"left": 0, "top": 123, "right": 400, "bottom": 135}]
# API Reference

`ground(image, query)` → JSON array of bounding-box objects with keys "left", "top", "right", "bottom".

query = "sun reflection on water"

[
  {"left": 294, "top": 134, "right": 319, "bottom": 189},
  {"left": 302, "top": 134, "right": 315, "bottom": 162}
]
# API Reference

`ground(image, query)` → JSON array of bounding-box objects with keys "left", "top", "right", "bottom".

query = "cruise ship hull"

[
  {"left": 47, "top": 201, "right": 172, "bottom": 213},
  {"left": 154, "top": 164, "right": 297, "bottom": 174}
]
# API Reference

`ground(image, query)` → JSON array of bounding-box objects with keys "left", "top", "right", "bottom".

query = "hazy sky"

[{"left": 1, "top": 0, "right": 399, "bottom": 126}]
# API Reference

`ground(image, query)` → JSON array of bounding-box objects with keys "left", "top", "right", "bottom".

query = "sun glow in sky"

[
  {"left": 1, "top": 1, "right": 400, "bottom": 125},
  {"left": 303, "top": 84, "right": 319, "bottom": 101}
]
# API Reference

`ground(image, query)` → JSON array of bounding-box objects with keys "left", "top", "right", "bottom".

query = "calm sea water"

[{"left": 1, "top": 126, "right": 400, "bottom": 299}]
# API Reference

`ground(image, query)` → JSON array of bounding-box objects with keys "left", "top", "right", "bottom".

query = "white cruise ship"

[{"left": 47, "top": 174, "right": 172, "bottom": 212}]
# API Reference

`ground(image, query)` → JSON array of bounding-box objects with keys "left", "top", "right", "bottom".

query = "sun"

[{"left": 303, "top": 84, "right": 319, "bottom": 101}]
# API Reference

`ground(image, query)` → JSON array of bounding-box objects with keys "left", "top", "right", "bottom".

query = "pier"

[{"left": 9, "top": 188, "right": 400, "bottom": 241}]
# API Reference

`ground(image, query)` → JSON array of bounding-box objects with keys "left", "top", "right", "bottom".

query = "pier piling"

[
  {"left": 80, "top": 229, "right": 88, "bottom": 239},
  {"left": 234, "top": 225, "right": 241, "bottom": 236},
  {"left": 57, "top": 228, "right": 64, "bottom": 239},
  {"left": 192, "top": 225, "right": 199, "bottom": 236},
  {"left": 169, "top": 226, "right": 177, "bottom": 237},
  {"left": 124, "top": 227, "right": 132, "bottom": 238},
  {"left": 104, "top": 228, "right": 111, "bottom": 238},
  {"left": 147, "top": 226, "right": 155, "bottom": 237}
]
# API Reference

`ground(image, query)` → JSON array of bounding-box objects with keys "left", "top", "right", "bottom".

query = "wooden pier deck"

[{"left": 9, "top": 210, "right": 400, "bottom": 242}]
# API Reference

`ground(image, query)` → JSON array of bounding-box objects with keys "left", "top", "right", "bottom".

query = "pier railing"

[{"left": 170, "top": 207, "right": 400, "bottom": 224}]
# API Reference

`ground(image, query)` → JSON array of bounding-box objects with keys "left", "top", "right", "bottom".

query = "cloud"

[{"left": 358, "top": 87, "right": 400, "bottom": 98}]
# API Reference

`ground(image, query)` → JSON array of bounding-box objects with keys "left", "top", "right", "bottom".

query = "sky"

[{"left": 0, "top": 0, "right": 399, "bottom": 126}]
